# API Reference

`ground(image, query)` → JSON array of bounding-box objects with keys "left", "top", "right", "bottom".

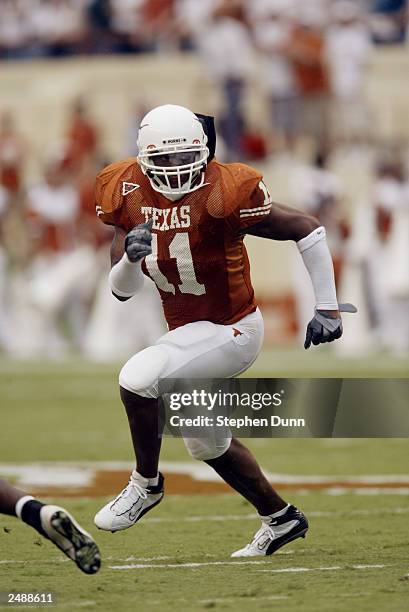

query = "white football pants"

[{"left": 119, "top": 308, "right": 264, "bottom": 460}]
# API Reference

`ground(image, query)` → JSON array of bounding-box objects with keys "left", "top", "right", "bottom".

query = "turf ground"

[{"left": 1, "top": 351, "right": 408, "bottom": 611}]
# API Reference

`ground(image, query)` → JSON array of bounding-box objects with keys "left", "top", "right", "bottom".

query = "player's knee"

[
  {"left": 183, "top": 437, "right": 231, "bottom": 461},
  {"left": 119, "top": 345, "right": 169, "bottom": 399}
]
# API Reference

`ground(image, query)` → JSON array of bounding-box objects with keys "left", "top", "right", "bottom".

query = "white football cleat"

[
  {"left": 231, "top": 505, "right": 308, "bottom": 557},
  {"left": 94, "top": 471, "right": 164, "bottom": 532},
  {"left": 40, "top": 505, "right": 101, "bottom": 574}
]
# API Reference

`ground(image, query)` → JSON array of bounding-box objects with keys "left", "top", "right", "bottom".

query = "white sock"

[
  {"left": 271, "top": 503, "right": 291, "bottom": 518},
  {"left": 131, "top": 470, "right": 159, "bottom": 488},
  {"left": 15, "top": 495, "right": 35, "bottom": 519},
  {"left": 260, "top": 503, "right": 291, "bottom": 522},
  {"left": 148, "top": 474, "right": 159, "bottom": 487}
]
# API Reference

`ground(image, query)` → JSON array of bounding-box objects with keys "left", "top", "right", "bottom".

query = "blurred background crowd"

[
  {"left": 0, "top": 0, "right": 408, "bottom": 361},
  {"left": 0, "top": 0, "right": 408, "bottom": 60}
]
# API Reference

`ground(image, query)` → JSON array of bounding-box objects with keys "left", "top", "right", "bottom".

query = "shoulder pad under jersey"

[
  {"left": 213, "top": 161, "right": 263, "bottom": 217},
  {"left": 95, "top": 158, "right": 141, "bottom": 217}
]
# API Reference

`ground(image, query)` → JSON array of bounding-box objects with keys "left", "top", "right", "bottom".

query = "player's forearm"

[
  {"left": 297, "top": 226, "right": 339, "bottom": 311},
  {"left": 110, "top": 226, "right": 127, "bottom": 266},
  {"left": 109, "top": 253, "right": 144, "bottom": 300}
]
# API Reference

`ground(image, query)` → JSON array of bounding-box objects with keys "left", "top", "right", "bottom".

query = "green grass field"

[
  {"left": 1, "top": 352, "right": 408, "bottom": 611},
  {"left": 1, "top": 494, "right": 409, "bottom": 612}
]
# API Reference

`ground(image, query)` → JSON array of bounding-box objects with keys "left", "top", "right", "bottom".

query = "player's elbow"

[{"left": 293, "top": 213, "right": 320, "bottom": 242}]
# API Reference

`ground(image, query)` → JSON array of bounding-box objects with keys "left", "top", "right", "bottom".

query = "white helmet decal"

[{"left": 137, "top": 104, "right": 209, "bottom": 197}]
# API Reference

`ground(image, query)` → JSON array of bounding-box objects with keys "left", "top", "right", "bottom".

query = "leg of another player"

[
  {"left": 120, "top": 387, "right": 162, "bottom": 479},
  {"left": 0, "top": 479, "right": 100, "bottom": 574},
  {"left": 205, "top": 438, "right": 287, "bottom": 515},
  {"left": 0, "top": 479, "right": 27, "bottom": 516}
]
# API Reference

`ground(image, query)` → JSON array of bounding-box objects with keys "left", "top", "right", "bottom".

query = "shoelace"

[
  {"left": 249, "top": 524, "right": 274, "bottom": 549},
  {"left": 111, "top": 478, "right": 148, "bottom": 513}
]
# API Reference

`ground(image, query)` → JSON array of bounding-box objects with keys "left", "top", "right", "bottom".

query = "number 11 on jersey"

[{"left": 145, "top": 232, "right": 206, "bottom": 296}]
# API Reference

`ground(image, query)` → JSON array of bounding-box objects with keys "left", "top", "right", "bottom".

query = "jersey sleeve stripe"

[
  {"left": 240, "top": 205, "right": 272, "bottom": 217},
  {"left": 240, "top": 203, "right": 272, "bottom": 214},
  {"left": 239, "top": 208, "right": 271, "bottom": 218}
]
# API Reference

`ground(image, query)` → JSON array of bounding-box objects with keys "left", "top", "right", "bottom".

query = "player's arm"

[
  {"left": 242, "top": 202, "right": 320, "bottom": 243},
  {"left": 108, "top": 221, "right": 152, "bottom": 302},
  {"left": 242, "top": 203, "right": 356, "bottom": 349},
  {"left": 242, "top": 203, "right": 338, "bottom": 316}
]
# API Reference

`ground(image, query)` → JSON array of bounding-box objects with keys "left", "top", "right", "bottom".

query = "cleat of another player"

[
  {"left": 94, "top": 471, "right": 164, "bottom": 532},
  {"left": 231, "top": 505, "right": 308, "bottom": 558},
  {"left": 40, "top": 505, "right": 101, "bottom": 574}
]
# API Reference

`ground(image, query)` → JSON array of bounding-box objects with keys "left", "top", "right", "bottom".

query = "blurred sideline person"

[
  {"left": 17, "top": 157, "right": 99, "bottom": 357},
  {"left": 252, "top": 0, "right": 298, "bottom": 150},
  {"left": 360, "top": 160, "right": 409, "bottom": 353},
  {"left": 0, "top": 110, "right": 27, "bottom": 355},
  {"left": 0, "top": 110, "right": 24, "bottom": 199},
  {"left": 288, "top": 11, "right": 330, "bottom": 149},
  {"left": 65, "top": 96, "right": 99, "bottom": 173},
  {"left": 325, "top": 1, "right": 372, "bottom": 145},
  {"left": 93, "top": 104, "right": 355, "bottom": 557},
  {"left": 0, "top": 186, "right": 12, "bottom": 351},
  {"left": 196, "top": 0, "right": 254, "bottom": 159},
  {"left": 0, "top": 478, "right": 100, "bottom": 574},
  {"left": 174, "top": 0, "right": 218, "bottom": 49}
]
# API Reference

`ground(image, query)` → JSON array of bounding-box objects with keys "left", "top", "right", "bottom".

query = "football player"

[
  {"left": 93, "top": 104, "right": 355, "bottom": 557},
  {"left": 0, "top": 479, "right": 100, "bottom": 573}
]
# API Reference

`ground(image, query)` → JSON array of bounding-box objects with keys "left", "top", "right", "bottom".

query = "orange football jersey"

[{"left": 95, "top": 158, "right": 272, "bottom": 330}]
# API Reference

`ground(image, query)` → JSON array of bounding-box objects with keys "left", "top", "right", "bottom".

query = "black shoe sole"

[
  {"left": 50, "top": 511, "right": 101, "bottom": 574},
  {"left": 266, "top": 526, "right": 308, "bottom": 556}
]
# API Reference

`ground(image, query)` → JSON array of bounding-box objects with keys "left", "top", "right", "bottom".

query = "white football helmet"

[{"left": 137, "top": 104, "right": 209, "bottom": 197}]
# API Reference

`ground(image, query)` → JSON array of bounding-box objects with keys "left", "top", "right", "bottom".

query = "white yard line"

[
  {"left": 353, "top": 564, "right": 387, "bottom": 569},
  {"left": 110, "top": 561, "right": 388, "bottom": 572},
  {"left": 258, "top": 564, "right": 388, "bottom": 573},
  {"left": 110, "top": 560, "right": 294, "bottom": 570},
  {"left": 258, "top": 566, "right": 342, "bottom": 573}
]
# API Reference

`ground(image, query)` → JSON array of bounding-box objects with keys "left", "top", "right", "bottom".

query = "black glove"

[
  {"left": 125, "top": 219, "right": 153, "bottom": 263},
  {"left": 304, "top": 303, "right": 357, "bottom": 350}
]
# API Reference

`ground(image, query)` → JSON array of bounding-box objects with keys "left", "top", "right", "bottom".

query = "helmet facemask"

[{"left": 138, "top": 142, "right": 209, "bottom": 197}]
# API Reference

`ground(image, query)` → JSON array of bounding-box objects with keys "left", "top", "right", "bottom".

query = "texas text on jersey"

[{"left": 95, "top": 157, "right": 272, "bottom": 330}]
